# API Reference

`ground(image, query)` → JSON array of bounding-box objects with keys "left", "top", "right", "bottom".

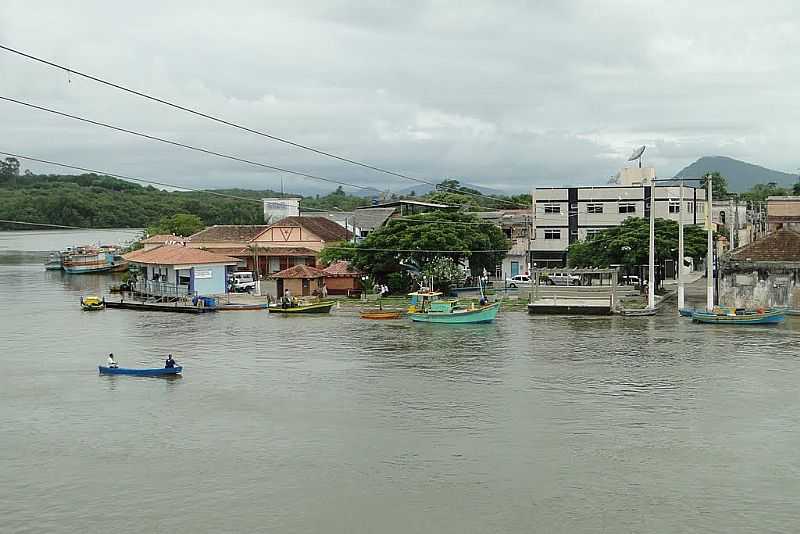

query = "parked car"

[
  {"left": 505, "top": 274, "right": 532, "bottom": 288},
  {"left": 546, "top": 272, "right": 581, "bottom": 286},
  {"left": 230, "top": 271, "right": 256, "bottom": 292},
  {"left": 622, "top": 275, "right": 641, "bottom": 286}
]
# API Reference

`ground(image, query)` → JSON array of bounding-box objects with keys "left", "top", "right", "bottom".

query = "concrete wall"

[
  {"left": 325, "top": 277, "right": 358, "bottom": 295},
  {"left": 719, "top": 266, "right": 800, "bottom": 308}
]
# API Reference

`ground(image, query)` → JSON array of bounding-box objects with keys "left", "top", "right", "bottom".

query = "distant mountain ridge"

[
  {"left": 675, "top": 156, "right": 796, "bottom": 192},
  {"left": 353, "top": 182, "right": 503, "bottom": 198}
]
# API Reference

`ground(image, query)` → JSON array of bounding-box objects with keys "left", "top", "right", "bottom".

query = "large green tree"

[
  {"left": 741, "top": 182, "right": 789, "bottom": 202},
  {"left": 351, "top": 211, "right": 510, "bottom": 279},
  {"left": 567, "top": 217, "right": 709, "bottom": 269}
]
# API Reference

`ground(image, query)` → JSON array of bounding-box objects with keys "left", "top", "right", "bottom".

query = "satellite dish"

[{"left": 628, "top": 145, "right": 646, "bottom": 161}]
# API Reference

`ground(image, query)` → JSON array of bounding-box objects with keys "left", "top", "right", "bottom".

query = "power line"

[
  {"left": 0, "top": 95, "right": 375, "bottom": 194},
  {"left": 0, "top": 150, "right": 328, "bottom": 212},
  {"left": 0, "top": 218, "right": 508, "bottom": 253},
  {"left": 0, "top": 43, "right": 523, "bottom": 208}
]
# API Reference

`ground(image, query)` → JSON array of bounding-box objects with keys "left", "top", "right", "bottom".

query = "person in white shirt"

[{"left": 107, "top": 353, "right": 118, "bottom": 368}]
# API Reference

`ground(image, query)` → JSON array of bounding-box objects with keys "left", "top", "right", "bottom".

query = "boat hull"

[
  {"left": 678, "top": 308, "right": 695, "bottom": 317},
  {"left": 361, "top": 311, "right": 402, "bottom": 320},
  {"left": 81, "top": 304, "right": 105, "bottom": 311},
  {"left": 268, "top": 301, "right": 335, "bottom": 314},
  {"left": 64, "top": 264, "right": 115, "bottom": 274},
  {"left": 99, "top": 366, "right": 182, "bottom": 376},
  {"left": 410, "top": 302, "right": 500, "bottom": 324},
  {"left": 691, "top": 310, "right": 785, "bottom": 324}
]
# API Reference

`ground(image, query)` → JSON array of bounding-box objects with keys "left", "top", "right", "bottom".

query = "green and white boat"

[{"left": 407, "top": 291, "right": 500, "bottom": 324}]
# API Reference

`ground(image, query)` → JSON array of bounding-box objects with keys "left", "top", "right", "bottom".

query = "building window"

[
  {"left": 618, "top": 202, "right": 636, "bottom": 214},
  {"left": 544, "top": 229, "right": 561, "bottom": 240},
  {"left": 687, "top": 202, "right": 694, "bottom": 213},
  {"left": 585, "top": 228, "right": 603, "bottom": 239},
  {"left": 669, "top": 201, "right": 681, "bottom": 213},
  {"left": 587, "top": 203, "right": 603, "bottom": 214},
  {"left": 543, "top": 204, "right": 561, "bottom": 214}
]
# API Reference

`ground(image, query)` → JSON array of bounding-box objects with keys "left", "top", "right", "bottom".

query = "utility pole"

[
  {"left": 648, "top": 179, "right": 655, "bottom": 309},
  {"left": 530, "top": 188, "right": 536, "bottom": 272},
  {"left": 706, "top": 174, "right": 714, "bottom": 311},
  {"left": 678, "top": 181, "right": 685, "bottom": 310},
  {"left": 729, "top": 198, "right": 735, "bottom": 249}
]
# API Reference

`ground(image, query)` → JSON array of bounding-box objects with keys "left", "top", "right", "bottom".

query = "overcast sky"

[{"left": 1, "top": 1, "right": 798, "bottom": 194}]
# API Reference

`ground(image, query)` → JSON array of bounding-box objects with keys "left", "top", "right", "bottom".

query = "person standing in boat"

[
  {"left": 107, "top": 353, "right": 118, "bottom": 368},
  {"left": 165, "top": 354, "right": 176, "bottom": 368}
]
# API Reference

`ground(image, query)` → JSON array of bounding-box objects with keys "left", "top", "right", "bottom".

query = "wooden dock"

[
  {"left": 105, "top": 300, "right": 216, "bottom": 314},
  {"left": 527, "top": 298, "right": 613, "bottom": 315}
]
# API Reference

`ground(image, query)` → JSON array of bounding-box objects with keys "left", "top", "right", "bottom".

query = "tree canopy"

[
  {"left": 146, "top": 213, "right": 205, "bottom": 237},
  {"left": 342, "top": 211, "right": 510, "bottom": 279},
  {"left": 567, "top": 217, "right": 709, "bottom": 268},
  {"left": 701, "top": 171, "right": 729, "bottom": 199}
]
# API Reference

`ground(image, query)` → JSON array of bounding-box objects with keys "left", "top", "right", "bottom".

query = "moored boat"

[
  {"left": 80, "top": 295, "right": 105, "bottom": 311},
  {"left": 678, "top": 307, "right": 696, "bottom": 317},
  {"left": 98, "top": 366, "right": 182, "bottom": 376},
  {"left": 691, "top": 307, "right": 785, "bottom": 325},
  {"left": 620, "top": 307, "right": 657, "bottom": 316},
  {"left": 63, "top": 247, "right": 114, "bottom": 274},
  {"left": 44, "top": 252, "right": 63, "bottom": 270},
  {"left": 268, "top": 300, "right": 335, "bottom": 314},
  {"left": 360, "top": 310, "right": 402, "bottom": 320},
  {"left": 407, "top": 291, "right": 500, "bottom": 324}
]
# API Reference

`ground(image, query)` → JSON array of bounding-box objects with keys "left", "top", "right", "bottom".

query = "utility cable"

[{"left": 0, "top": 44, "right": 523, "bottom": 208}]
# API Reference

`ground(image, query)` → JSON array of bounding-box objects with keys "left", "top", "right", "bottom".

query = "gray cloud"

[{"left": 1, "top": 0, "right": 797, "bottom": 194}]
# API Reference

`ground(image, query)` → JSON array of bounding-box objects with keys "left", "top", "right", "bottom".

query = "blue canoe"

[
  {"left": 678, "top": 307, "right": 696, "bottom": 317},
  {"left": 98, "top": 366, "right": 182, "bottom": 376},
  {"left": 691, "top": 309, "right": 785, "bottom": 325}
]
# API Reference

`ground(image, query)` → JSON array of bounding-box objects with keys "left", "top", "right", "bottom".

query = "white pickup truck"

[{"left": 230, "top": 271, "right": 257, "bottom": 292}]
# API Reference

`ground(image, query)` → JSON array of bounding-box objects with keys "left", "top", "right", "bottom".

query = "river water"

[{"left": 2, "top": 230, "right": 799, "bottom": 533}]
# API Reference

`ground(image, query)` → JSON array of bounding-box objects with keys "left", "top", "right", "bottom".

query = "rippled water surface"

[{"left": 2, "top": 230, "right": 800, "bottom": 533}]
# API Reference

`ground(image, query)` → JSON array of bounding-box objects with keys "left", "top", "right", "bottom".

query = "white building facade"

[{"left": 531, "top": 184, "right": 707, "bottom": 266}]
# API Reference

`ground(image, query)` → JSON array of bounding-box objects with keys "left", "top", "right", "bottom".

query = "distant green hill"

[{"left": 675, "top": 156, "right": 797, "bottom": 192}]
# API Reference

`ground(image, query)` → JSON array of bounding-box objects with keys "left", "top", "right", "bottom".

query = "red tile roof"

[
  {"left": 322, "top": 260, "right": 362, "bottom": 277},
  {"left": 123, "top": 245, "right": 240, "bottom": 265},
  {"left": 259, "top": 216, "right": 351, "bottom": 242},
  {"left": 729, "top": 229, "right": 800, "bottom": 262},
  {"left": 189, "top": 225, "right": 270, "bottom": 242},
  {"left": 270, "top": 264, "right": 325, "bottom": 279}
]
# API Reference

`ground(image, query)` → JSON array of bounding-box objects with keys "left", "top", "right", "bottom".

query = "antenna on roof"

[{"left": 628, "top": 145, "right": 646, "bottom": 168}]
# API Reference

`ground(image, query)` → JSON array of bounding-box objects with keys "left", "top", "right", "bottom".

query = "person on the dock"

[
  {"left": 165, "top": 354, "right": 176, "bottom": 368},
  {"left": 107, "top": 353, "right": 118, "bottom": 368},
  {"left": 321, "top": 283, "right": 328, "bottom": 298}
]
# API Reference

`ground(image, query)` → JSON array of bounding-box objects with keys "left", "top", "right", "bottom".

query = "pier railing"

[{"left": 131, "top": 280, "right": 196, "bottom": 301}]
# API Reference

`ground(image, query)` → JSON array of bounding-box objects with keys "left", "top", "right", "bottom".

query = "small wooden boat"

[
  {"left": 268, "top": 300, "right": 335, "bottom": 314},
  {"left": 360, "top": 310, "right": 402, "bottom": 320},
  {"left": 620, "top": 308, "right": 656, "bottom": 316},
  {"left": 80, "top": 295, "right": 105, "bottom": 311},
  {"left": 678, "top": 307, "right": 696, "bottom": 317},
  {"left": 691, "top": 307, "right": 785, "bottom": 325},
  {"left": 99, "top": 366, "right": 182, "bottom": 376},
  {"left": 407, "top": 291, "right": 500, "bottom": 324}
]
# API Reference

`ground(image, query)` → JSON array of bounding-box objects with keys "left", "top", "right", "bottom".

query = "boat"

[
  {"left": 63, "top": 246, "right": 114, "bottom": 274},
  {"left": 268, "top": 300, "right": 335, "bottom": 314},
  {"left": 620, "top": 308, "right": 657, "bottom": 316},
  {"left": 360, "top": 310, "right": 402, "bottom": 320},
  {"left": 407, "top": 291, "right": 500, "bottom": 324},
  {"left": 98, "top": 366, "right": 182, "bottom": 376},
  {"left": 80, "top": 295, "right": 105, "bottom": 311},
  {"left": 44, "top": 252, "right": 63, "bottom": 270},
  {"left": 691, "top": 307, "right": 785, "bottom": 325},
  {"left": 678, "top": 307, "right": 696, "bottom": 317},
  {"left": 776, "top": 307, "right": 800, "bottom": 316}
]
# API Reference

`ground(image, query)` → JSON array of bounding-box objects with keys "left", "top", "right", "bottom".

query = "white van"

[
  {"left": 231, "top": 271, "right": 256, "bottom": 292},
  {"left": 546, "top": 272, "right": 582, "bottom": 286}
]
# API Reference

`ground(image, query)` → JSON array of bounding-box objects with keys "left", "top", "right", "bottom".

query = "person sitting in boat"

[
  {"left": 107, "top": 353, "right": 118, "bottom": 369},
  {"left": 479, "top": 296, "right": 488, "bottom": 306},
  {"left": 165, "top": 354, "right": 176, "bottom": 368}
]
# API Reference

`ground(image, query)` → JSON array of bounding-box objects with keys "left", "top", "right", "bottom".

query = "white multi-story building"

[{"left": 531, "top": 183, "right": 707, "bottom": 266}]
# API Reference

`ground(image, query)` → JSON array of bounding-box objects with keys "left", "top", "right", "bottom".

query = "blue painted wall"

[{"left": 191, "top": 264, "right": 228, "bottom": 295}]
